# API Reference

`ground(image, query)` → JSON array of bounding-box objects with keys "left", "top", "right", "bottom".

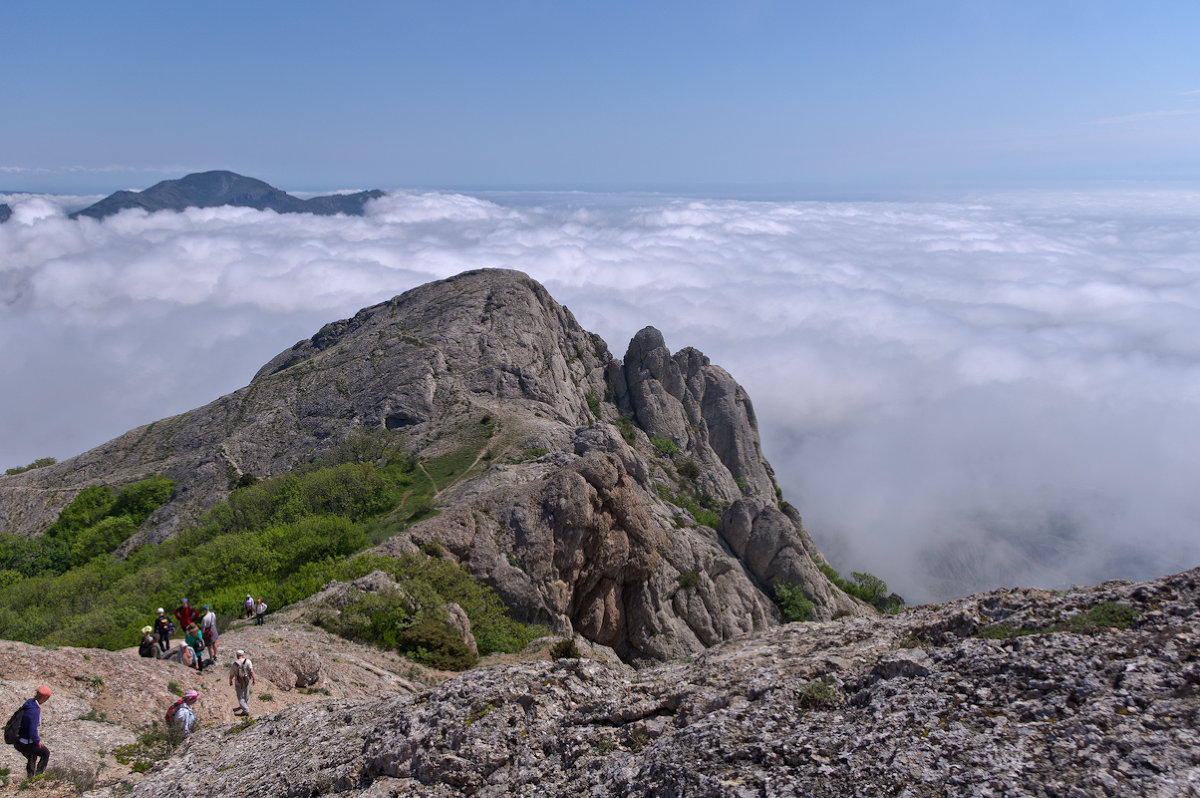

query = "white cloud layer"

[{"left": 3, "top": 188, "right": 1200, "bottom": 602}]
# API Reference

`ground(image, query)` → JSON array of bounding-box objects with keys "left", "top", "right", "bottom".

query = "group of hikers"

[
  {"left": 137, "top": 595, "right": 267, "bottom": 670},
  {"left": 6, "top": 596, "right": 264, "bottom": 782}
]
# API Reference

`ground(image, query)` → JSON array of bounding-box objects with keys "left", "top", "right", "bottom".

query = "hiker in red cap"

[{"left": 13, "top": 686, "right": 51, "bottom": 779}]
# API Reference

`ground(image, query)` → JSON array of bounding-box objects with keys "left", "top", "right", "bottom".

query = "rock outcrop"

[
  {"left": 0, "top": 269, "right": 864, "bottom": 663},
  {"left": 121, "top": 567, "right": 1200, "bottom": 798},
  {"left": 0, "top": 203, "right": 11, "bottom": 223}
]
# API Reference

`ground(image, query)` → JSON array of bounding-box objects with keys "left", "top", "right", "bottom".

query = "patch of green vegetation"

[
  {"left": 258, "top": 693, "right": 273, "bottom": 702},
  {"left": 313, "top": 551, "right": 546, "bottom": 666},
  {"left": 585, "top": 390, "right": 601, "bottom": 417},
  {"left": 677, "top": 460, "right": 700, "bottom": 481},
  {"left": 398, "top": 616, "right": 478, "bottom": 671},
  {"left": 550, "top": 638, "right": 581, "bottom": 660},
  {"left": 0, "top": 420, "right": 540, "bottom": 654},
  {"left": 512, "top": 448, "right": 549, "bottom": 463},
  {"left": 614, "top": 417, "right": 637, "bottom": 446},
  {"left": 734, "top": 476, "right": 748, "bottom": 493},
  {"left": 113, "top": 725, "right": 184, "bottom": 772},
  {"left": 977, "top": 601, "right": 1141, "bottom": 640},
  {"left": 814, "top": 559, "right": 901, "bottom": 613},
  {"left": 421, "top": 416, "right": 498, "bottom": 491},
  {"left": 0, "top": 476, "right": 175, "bottom": 578},
  {"left": 656, "top": 484, "right": 724, "bottom": 529},
  {"left": 676, "top": 570, "right": 700, "bottom": 589},
  {"left": 4, "top": 457, "right": 56, "bottom": 476},
  {"left": 650, "top": 436, "right": 679, "bottom": 456},
  {"left": 797, "top": 677, "right": 839, "bottom": 709},
  {"left": 773, "top": 581, "right": 814, "bottom": 622}
]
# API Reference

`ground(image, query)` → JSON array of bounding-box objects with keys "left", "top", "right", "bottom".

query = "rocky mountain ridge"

[
  {"left": 0, "top": 269, "right": 865, "bottom": 664},
  {"left": 68, "top": 171, "right": 384, "bottom": 220},
  {"left": 2, "top": 567, "right": 1196, "bottom": 797}
]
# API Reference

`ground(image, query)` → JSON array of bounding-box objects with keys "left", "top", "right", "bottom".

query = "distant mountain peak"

[{"left": 69, "top": 170, "right": 384, "bottom": 220}]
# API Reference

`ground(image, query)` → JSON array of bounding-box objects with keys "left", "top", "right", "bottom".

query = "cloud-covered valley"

[{"left": 3, "top": 187, "right": 1199, "bottom": 603}]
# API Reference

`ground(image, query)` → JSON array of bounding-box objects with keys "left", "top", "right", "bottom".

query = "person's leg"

[
  {"left": 35, "top": 743, "right": 49, "bottom": 775},
  {"left": 236, "top": 681, "right": 251, "bottom": 715},
  {"left": 15, "top": 741, "right": 38, "bottom": 778}
]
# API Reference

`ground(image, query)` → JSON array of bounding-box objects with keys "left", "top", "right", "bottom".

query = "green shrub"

[
  {"left": 798, "top": 677, "right": 839, "bottom": 708},
  {"left": 677, "top": 570, "right": 700, "bottom": 589},
  {"left": 4, "top": 457, "right": 56, "bottom": 476},
  {"left": 677, "top": 460, "right": 700, "bottom": 481},
  {"left": 813, "top": 559, "right": 897, "bottom": 612},
  {"left": 585, "top": 390, "right": 601, "bottom": 417},
  {"left": 615, "top": 417, "right": 637, "bottom": 445},
  {"left": 650, "top": 436, "right": 678, "bottom": 456},
  {"left": 398, "top": 616, "right": 478, "bottom": 671},
  {"left": 550, "top": 638, "right": 581, "bottom": 659},
  {"left": 1062, "top": 601, "right": 1139, "bottom": 632},
  {"left": 773, "top": 581, "right": 813, "bottom": 622}
]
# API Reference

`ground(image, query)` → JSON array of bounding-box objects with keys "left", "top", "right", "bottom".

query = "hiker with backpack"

[
  {"left": 5, "top": 685, "right": 51, "bottom": 780},
  {"left": 184, "top": 623, "right": 205, "bottom": 671},
  {"left": 166, "top": 691, "right": 199, "bottom": 735},
  {"left": 200, "top": 604, "right": 219, "bottom": 662},
  {"left": 229, "top": 650, "right": 256, "bottom": 717},
  {"left": 154, "top": 607, "right": 173, "bottom": 652},
  {"left": 139, "top": 626, "right": 157, "bottom": 658}
]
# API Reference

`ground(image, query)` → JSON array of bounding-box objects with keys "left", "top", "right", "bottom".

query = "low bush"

[
  {"left": 4, "top": 457, "right": 57, "bottom": 476},
  {"left": 773, "top": 581, "right": 814, "bottom": 622},
  {"left": 550, "top": 638, "right": 581, "bottom": 659},
  {"left": 650, "top": 436, "right": 679, "bottom": 456},
  {"left": 398, "top": 616, "right": 478, "bottom": 671},
  {"left": 615, "top": 417, "right": 637, "bottom": 445}
]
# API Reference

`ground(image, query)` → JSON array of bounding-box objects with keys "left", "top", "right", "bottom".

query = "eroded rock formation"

[{"left": 0, "top": 269, "right": 865, "bottom": 663}]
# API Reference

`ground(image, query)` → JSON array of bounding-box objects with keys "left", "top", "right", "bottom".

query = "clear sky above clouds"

[
  {"left": 4, "top": 0, "right": 1200, "bottom": 194},
  {"left": 3, "top": 2, "right": 1200, "bottom": 602}
]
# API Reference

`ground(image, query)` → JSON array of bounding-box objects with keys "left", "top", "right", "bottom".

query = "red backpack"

[{"left": 165, "top": 698, "right": 185, "bottom": 725}]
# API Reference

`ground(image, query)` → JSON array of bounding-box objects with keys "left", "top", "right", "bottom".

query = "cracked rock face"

[
  {"left": 0, "top": 269, "right": 864, "bottom": 664},
  {"left": 129, "top": 567, "right": 1200, "bottom": 797}
]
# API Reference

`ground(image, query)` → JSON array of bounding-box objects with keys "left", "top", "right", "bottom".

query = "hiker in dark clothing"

[
  {"left": 14, "top": 686, "right": 51, "bottom": 779},
  {"left": 154, "top": 607, "right": 173, "bottom": 652}
]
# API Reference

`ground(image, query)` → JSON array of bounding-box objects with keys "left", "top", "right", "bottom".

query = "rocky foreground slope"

[
  {"left": 131, "top": 568, "right": 1200, "bottom": 797},
  {"left": 0, "top": 269, "right": 864, "bottom": 663},
  {"left": 4, "top": 567, "right": 1194, "bottom": 797}
]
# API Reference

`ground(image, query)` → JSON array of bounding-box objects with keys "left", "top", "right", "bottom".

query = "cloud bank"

[{"left": 3, "top": 187, "right": 1199, "bottom": 602}]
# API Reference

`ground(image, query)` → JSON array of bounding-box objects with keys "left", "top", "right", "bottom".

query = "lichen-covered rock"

[{"left": 127, "top": 567, "right": 1200, "bottom": 798}]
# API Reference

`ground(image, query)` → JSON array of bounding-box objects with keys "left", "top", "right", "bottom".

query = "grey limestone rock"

[
  {"left": 0, "top": 268, "right": 867, "bottom": 663},
  {"left": 129, "top": 567, "right": 1200, "bottom": 798}
]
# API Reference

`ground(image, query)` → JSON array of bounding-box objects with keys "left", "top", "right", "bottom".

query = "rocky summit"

[{"left": 0, "top": 269, "right": 863, "bottom": 664}]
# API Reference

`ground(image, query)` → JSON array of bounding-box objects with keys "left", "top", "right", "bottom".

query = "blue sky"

[
  {"left": 4, "top": 1, "right": 1200, "bottom": 194},
  {"left": 4, "top": 2, "right": 1200, "bottom": 600}
]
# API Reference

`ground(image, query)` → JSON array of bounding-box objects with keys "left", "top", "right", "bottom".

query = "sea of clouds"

[{"left": 3, "top": 187, "right": 1199, "bottom": 602}]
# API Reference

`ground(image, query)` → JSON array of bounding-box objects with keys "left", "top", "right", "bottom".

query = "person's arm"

[{"left": 20, "top": 701, "right": 40, "bottom": 743}]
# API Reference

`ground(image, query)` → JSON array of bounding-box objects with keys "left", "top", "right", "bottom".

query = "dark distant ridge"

[
  {"left": 0, "top": 203, "right": 11, "bottom": 223},
  {"left": 69, "top": 170, "right": 385, "bottom": 220}
]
